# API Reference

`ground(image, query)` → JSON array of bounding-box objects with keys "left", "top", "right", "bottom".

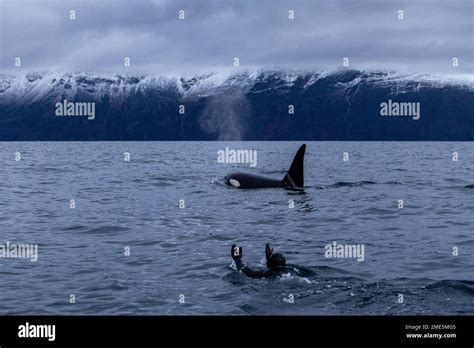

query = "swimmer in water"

[{"left": 231, "top": 243, "right": 288, "bottom": 278}]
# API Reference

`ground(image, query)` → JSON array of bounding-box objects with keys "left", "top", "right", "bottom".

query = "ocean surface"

[{"left": 0, "top": 141, "right": 473, "bottom": 315}]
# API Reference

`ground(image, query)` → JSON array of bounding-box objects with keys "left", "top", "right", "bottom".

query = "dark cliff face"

[{"left": 0, "top": 69, "right": 472, "bottom": 140}]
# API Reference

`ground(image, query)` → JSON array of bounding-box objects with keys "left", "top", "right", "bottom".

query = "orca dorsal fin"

[{"left": 282, "top": 144, "right": 306, "bottom": 189}]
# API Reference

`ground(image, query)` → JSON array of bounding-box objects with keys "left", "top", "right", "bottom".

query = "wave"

[
  {"left": 426, "top": 279, "right": 474, "bottom": 296},
  {"left": 329, "top": 181, "right": 377, "bottom": 188},
  {"left": 316, "top": 180, "right": 405, "bottom": 189}
]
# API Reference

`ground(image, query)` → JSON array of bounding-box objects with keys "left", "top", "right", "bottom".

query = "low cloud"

[{"left": 1, "top": 0, "right": 472, "bottom": 74}]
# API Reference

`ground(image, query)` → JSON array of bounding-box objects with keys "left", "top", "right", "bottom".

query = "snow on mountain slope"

[{"left": 1, "top": 69, "right": 472, "bottom": 106}]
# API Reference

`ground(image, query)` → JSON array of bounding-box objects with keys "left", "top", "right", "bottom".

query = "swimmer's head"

[{"left": 267, "top": 252, "right": 286, "bottom": 270}]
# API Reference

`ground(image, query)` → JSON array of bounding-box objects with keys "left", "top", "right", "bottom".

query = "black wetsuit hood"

[{"left": 267, "top": 253, "right": 286, "bottom": 270}]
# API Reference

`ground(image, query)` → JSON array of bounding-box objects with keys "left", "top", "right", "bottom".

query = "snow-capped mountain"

[
  {"left": 0, "top": 69, "right": 473, "bottom": 140},
  {"left": 1, "top": 69, "right": 472, "bottom": 105}
]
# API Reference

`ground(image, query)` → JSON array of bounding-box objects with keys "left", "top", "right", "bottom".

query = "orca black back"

[{"left": 225, "top": 144, "right": 306, "bottom": 190}]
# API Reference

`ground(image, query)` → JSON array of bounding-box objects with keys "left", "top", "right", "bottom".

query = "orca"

[{"left": 225, "top": 144, "right": 306, "bottom": 190}]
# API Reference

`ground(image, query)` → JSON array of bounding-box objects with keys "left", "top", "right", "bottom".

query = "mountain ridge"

[{"left": 0, "top": 69, "right": 473, "bottom": 140}]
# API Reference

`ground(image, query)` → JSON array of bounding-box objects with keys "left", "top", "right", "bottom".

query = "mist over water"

[
  {"left": 199, "top": 92, "right": 251, "bottom": 140},
  {"left": 0, "top": 141, "right": 473, "bottom": 315}
]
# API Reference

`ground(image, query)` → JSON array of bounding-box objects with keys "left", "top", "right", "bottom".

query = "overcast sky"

[{"left": 0, "top": 0, "right": 472, "bottom": 75}]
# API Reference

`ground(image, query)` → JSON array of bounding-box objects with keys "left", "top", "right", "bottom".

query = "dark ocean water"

[{"left": 0, "top": 141, "right": 473, "bottom": 315}]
